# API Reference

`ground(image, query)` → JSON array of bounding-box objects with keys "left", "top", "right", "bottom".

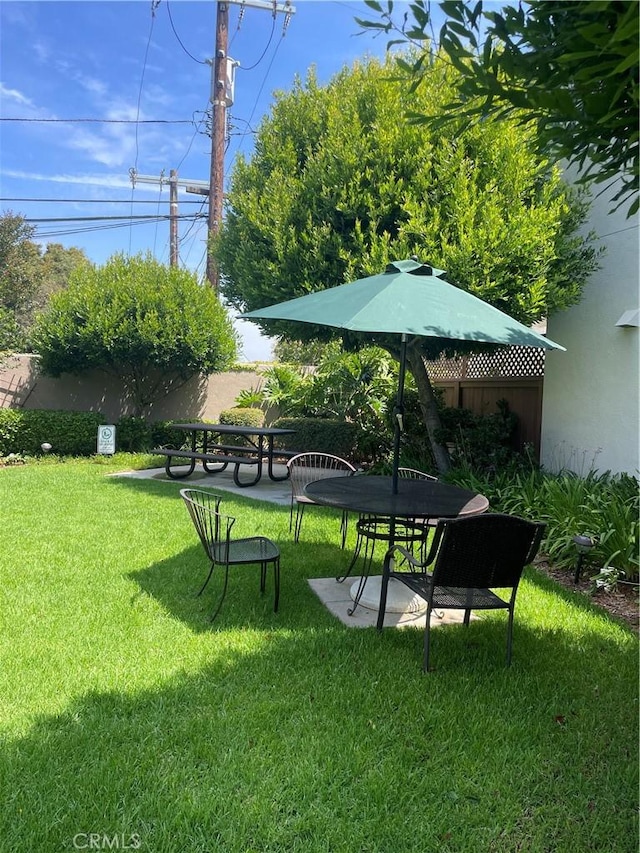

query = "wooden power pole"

[
  {"left": 130, "top": 170, "right": 209, "bottom": 266},
  {"left": 205, "top": 0, "right": 295, "bottom": 293}
]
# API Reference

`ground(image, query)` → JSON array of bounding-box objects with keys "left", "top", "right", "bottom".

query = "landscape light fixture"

[{"left": 573, "top": 534, "right": 597, "bottom": 584}]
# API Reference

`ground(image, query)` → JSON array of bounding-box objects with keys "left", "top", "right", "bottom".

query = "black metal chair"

[
  {"left": 383, "top": 513, "right": 546, "bottom": 671},
  {"left": 286, "top": 452, "right": 357, "bottom": 546},
  {"left": 180, "top": 488, "right": 280, "bottom": 621}
]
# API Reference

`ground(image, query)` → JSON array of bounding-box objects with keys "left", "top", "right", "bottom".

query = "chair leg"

[
  {"left": 273, "top": 556, "right": 280, "bottom": 612},
  {"left": 506, "top": 608, "right": 514, "bottom": 666},
  {"left": 197, "top": 562, "right": 215, "bottom": 597},
  {"left": 376, "top": 551, "right": 393, "bottom": 631},
  {"left": 463, "top": 609, "right": 471, "bottom": 626},
  {"left": 260, "top": 561, "right": 267, "bottom": 594},
  {"left": 294, "top": 503, "right": 305, "bottom": 543},
  {"left": 209, "top": 565, "right": 230, "bottom": 622},
  {"left": 422, "top": 607, "right": 433, "bottom": 672}
]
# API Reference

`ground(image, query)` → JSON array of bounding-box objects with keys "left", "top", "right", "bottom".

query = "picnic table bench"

[{"left": 153, "top": 423, "right": 295, "bottom": 487}]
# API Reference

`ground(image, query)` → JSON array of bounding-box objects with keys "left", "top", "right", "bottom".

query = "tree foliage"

[
  {"left": 358, "top": 0, "right": 639, "bottom": 216},
  {"left": 217, "top": 56, "right": 597, "bottom": 341},
  {"left": 0, "top": 213, "right": 42, "bottom": 350},
  {"left": 31, "top": 253, "right": 238, "bottom": 416},
  {"left": 0, "top": 212, "right": 90, "bottom": 351},
  {"left": 214, "top": 55, "right": 599, "bottom": 472}
]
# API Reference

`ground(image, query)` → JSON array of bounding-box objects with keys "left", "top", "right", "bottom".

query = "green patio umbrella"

[{"left": 241, "top": 259, "right": 564, "bottom": 491}]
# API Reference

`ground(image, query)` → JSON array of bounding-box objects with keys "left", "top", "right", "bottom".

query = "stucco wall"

[
  {"left": 0, "top": 354, "right": 264, "bottom": 423},
  {"left": 541, "top": 179, "right": 639, "bottom": 476}
]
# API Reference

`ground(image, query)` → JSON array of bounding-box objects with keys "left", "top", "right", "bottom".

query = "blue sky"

[{"left": 0, "top": 0, "right": 445, "bottom": 358}]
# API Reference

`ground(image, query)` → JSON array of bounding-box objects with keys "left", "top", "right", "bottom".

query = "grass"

[{"left": 0, "top": 458, "right": 637, "bottom": 852}]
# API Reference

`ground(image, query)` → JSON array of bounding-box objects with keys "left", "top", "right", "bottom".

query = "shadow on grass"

[
  {"left": 2, "top": 608, "right": 638, "bottom": 853},
  {"left": 129, "top": 533, "right": 359, "bottom": 634}
]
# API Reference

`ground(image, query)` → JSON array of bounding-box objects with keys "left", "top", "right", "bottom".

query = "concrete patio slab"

[
  {"left": 308, "top": 575, "right": 473, "bottom": 630},
  {"left": 110, "top": 462, "right": 292, "bottom": 506}
]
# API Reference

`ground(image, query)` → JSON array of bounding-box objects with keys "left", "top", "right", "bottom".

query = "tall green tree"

[
  {"left": 0, "top": 212, "right": 90, "bottom": 352},
  {"left": 215, "top": 56, "right": 598, "bottom": 472},
  {"left": 32, "top": 253, "right": 238, "bottom": 416},
  {"left": 0, "top": 213, "right": 42, "bottom": 351},
  {"left": 359, "top": 0, "right": 639, "bottom": 216},
  {"left": 36, "top": 243, "right": 91, "bottom": 310}
]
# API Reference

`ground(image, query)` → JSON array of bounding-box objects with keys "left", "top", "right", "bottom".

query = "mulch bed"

[{"left": 534, "top": 558, "right": 639, "bottom": 633}]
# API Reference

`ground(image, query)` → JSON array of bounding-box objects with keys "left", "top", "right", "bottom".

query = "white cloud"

[
  {"left": 0, "top": 82, "right": 35, "bottom": 107},
  {"left": 1, "top": 168, "right": 133, "bottom": 190}
]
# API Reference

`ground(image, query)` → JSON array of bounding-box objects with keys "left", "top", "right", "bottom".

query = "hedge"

[
  {"left": 0, "top": 409, "right": 105, "bottom": 456},
  {"left": 0, "top": 409, "right": 185, "bottom": 456},
  {"left": 271, "top": 417, "right": 358, "bottom": 458}
]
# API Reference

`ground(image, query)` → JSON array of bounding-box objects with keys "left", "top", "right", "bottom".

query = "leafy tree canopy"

[
  {"left": 216, "top": 54, "right": 598, "bottom": 360},
  {"left": 31, "top": 253, "right": 238, "bottom": 415},
  {"left": 215, "top": 54, "right": 600, "bottom": 473},
  {"left": 0, "top": 213, "right": 41, "bottom": 325},
  {"left": 358, "top": 0, "right": 639, "bottom": 216},
  {"left": 0, "top": 212, "right": 90, "bottom": 351}
]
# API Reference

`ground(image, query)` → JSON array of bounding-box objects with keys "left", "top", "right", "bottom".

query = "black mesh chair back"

[
  {"left": 387, "top": 513, "right": 545, "bottom": 671},
  {"left": 286, "top": 452, "right": 357, "bottom": 545},
  {"left": 180, "top": 488, "right": 280, "bottom": 621}
]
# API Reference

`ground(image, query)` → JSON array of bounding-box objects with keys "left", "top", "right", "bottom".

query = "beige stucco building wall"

[{"left": 541, "top": 178, "right": 639, "bottom": 476}]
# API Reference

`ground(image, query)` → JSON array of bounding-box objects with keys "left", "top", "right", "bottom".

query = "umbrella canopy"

[
  {"left": 241, "top": 259, "right": 565, "bottom": 351},
  {"left": 241, "top": 259, "right": 564, "bottom": 491}
]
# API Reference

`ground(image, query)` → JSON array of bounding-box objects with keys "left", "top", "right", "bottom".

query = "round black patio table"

[
  {"left": 305, "top": 475, "right": 488, "bottom": 520},
  {"left": 304, "top": 475, "right": 489, "bottom": 627}
]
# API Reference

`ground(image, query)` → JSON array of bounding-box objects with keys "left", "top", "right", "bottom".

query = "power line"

[
  {"left": 241, "top": 15, "right": 276, "bottom": 71},
  {"left": 25, "top": 214, "right": 205, "bottom": 223},
  {"left": 32, "top": 217, "right": 181, "bottom": 238},
  {"left": 0, "top": 117, "right": 193, "bottom": 124},
  {"left": 166, "top": 0, "right": 207, "bottom": 64},
  {"left": 130, "top": 1, "right": 160, "bottom": 253},
  {"left": 1, "top": 197, "right": 204, "bottom": 204}
]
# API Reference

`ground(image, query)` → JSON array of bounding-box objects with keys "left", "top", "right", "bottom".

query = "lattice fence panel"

[{"left": 426, "top": 346, "right": 546, "bottom": 380}]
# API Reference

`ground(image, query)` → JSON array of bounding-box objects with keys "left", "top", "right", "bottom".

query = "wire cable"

[
  {"left": 241, "top": 15, "right": 276, "bottom": 71},
  {"left": 166, "top": 0, "right": 208, "bottom": 64},
  {"left": 229, "top": 30, "right": 286, "bottom": 162},
  {"left": 129, "top": 1, "right": 159, "bottom": 254},
  {"left": 0, "top": 117, "right": 193, "bottom": 124},
  {"left": 0, "top": 198, "right": 204, "bottom": 204}
]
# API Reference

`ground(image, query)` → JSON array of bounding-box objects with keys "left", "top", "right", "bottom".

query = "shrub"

[
  {"left": 115, "top": 416, "right": 151, "bottom": 452},
  {"left": 448, "top": 463, "right": 639, "bottom": 576},
  {"left": 150, "top": 420, "right": 186, "bottom": 450},
  {"left": 272, "top": 417, "right": 358, "bottom": 458},
  {"left": 219, "top": 408, "right": 265, "bottom": 428},
  {"left": 436, "top": 398, "right": 520, "bottom": 471},
  {"left": 0, "top": 409, "right": 105, "bottom": 456}
]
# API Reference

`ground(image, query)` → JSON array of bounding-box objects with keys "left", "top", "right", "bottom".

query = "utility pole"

[
  {"left": 205, "top": 0, "right": 295, "bottom": 293},
  {"left": 206, "top": 2, "right": 229, "bottom": 294},
  {"left": 129, "top": 170, "right": 210, "bottom": 266},
  {"left": 169, "top": 169, "right": 178, "bottom": 267}
]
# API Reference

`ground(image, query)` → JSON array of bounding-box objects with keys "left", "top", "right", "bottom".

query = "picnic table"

[{"left": 154, "top": 423, "right": 295, "bottom": 487}]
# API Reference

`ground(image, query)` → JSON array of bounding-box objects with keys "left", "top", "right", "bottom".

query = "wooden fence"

[{"left": 427, "top": 347, "right": 545, "bottom": 458}]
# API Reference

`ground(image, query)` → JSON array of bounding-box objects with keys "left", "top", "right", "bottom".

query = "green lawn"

[{"left": 0, "top": 459, "right": 637, "bottom": 852}]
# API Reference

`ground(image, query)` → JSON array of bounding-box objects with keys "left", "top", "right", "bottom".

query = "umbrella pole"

[{"left": 392, "top": 334, "right": 407, "bottom": 495}]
